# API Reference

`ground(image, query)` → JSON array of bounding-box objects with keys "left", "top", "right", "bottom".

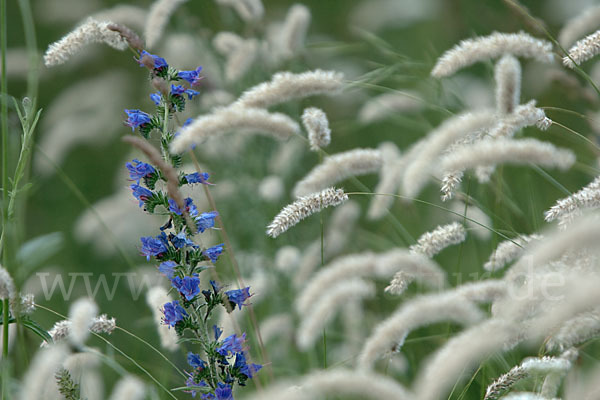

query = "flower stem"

[
  {"left": 161, "top": 103, "right": 171, "bottom": 164},
  {"left": 1, "top": 0, "right": 12, "bottom": 395},
  {"left": 1, "top": 0, "right": 8, "bottom": 259},
  {"left": 199, "top": 320, "right": 219, "bottom": 388}
]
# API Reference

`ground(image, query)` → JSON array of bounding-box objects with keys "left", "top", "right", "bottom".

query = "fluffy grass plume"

[
  {"left": 266, "top": 187, "right": 348, "bottom": 238},
  {"left": 301, "top": 107, "right": 331, "bottom": 151},
  {"left": 234, "top": 69, "right": 344, "bottom": 108},
  {"left": 564, "top": 29, "right": 600, "bottom": 68},
  {"left": 431, "top": 31, "right": 554, "bottom": 78},
  {"left": 144, "top": 0, "right": 187, "bottom": 49},
  {"left": 44, "top": 18, "right": 129, "bottom": 66},
  {"left": 293, "top": 148, "right": 382, "bottom": 197},
  {"left": 170, "top": 106, "right": 300, "bottom": 153}
]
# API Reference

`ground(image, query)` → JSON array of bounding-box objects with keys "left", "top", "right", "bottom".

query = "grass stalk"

[
  {"left": 35, "top": 145, "right": 137, "bottom": 270},
  {"left": 16, "top": 0, "right": 38, "bottom": 113},
  {"left": 189, "top": 151, "right": 272, "bottom": 385},
  {"left": 1, "top": 1, "right": 12, "bottom": 396}
]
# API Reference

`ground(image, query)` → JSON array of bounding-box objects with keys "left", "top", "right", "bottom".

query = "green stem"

[
  {"left": 16, "top": 0, "right": 38, "bottom": 112},
  {"left": 1, "top": 0, "right": 11, "bottom": 395},
  {"left": 322, "top": 328, "right": 327, "bottom": 369},
  {"left": 346, "top": 192, "right": 521, "bottom": 246},
  {"left": 1, "top": 0, "right": 9, "bottom": 263},
  {"left": 36, "top": 304, "right": 177, "bottom": 399},
  {"left": 2, "top": 298, "right": 9, "bottom": 400},
  {"left": 161, "top": 104, "right": 171, "bottom": 164},
  {"left": 115, "top": 326, "right": 186, "bottom": 379},
  {"left": 6, "top": 106, "right": 40, "bottom": 223},
  {"left": 199, "top": 321, "right": 219, "bottom": 389},
  {"left": 2, "top": 299, "right": 8, "bottom": 358}
]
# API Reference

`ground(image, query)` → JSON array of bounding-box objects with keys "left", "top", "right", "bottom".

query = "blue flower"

[
  {"left": 130, "top": 184, "right": 154, "bottom": 207},
  {"left": 163, "top": 300, "right": 187, "bottom": 326},
  {"left": 124, "top": 109, "right": 151, "bottom": 131},
  {"left": 204, "top": 243, "right": 224, "bottom": 263},
  {"left": 234, "top": 352, "right": 262, "bottom": 378},
  {"left": 126, "top": 159, "right": 155, "bottom": 183},
  {"left": 187, "top": 352, "right": 207, "bottom": 369},
  {"left": 178, "top": 66, "right": 203, "bottom": 86},
  {"left": 185, "top": 172, "right": 211, "bottom": 185},
  {"left": 215, "top": 383, "right": 233, "bottom": 400},
  {"left": 171, "top": 85, "right": 199, "bottom": 101},
  {"left": 140, "top": 232, "right": 168, "bottom": 260},
  {"left": 170, "top": 230, "right": 197, "bottom": 249},
  {"left": 171, "top": 84, "right": 186, "bottom": 96},
  {"left": 225, "top": 287, "right": 252, "bottom": 310},
  {"left": 210, "top": 280, "right": 221, "bottom": 293},
  {"left": 168, "top": 197, "right": 198, "bottom": 216},
  {"left": 138, "top": 50, "right": 168, "bottom": 70},
  {"left": 185, "top": 372, "right": 208, "bottom": 398},
  {"left": 185, "top": 89, "right": 200, "bottom": 100},
  {"left": 216, "top": 333, "right": 245, "bottom": 357},
  {"left": 150, "top": 92, "right": 162, "bottom": 105},
  {"left": 213, "top": 324, "right": 223, "bottom": 340},
  {"left": 158, "top": 261, "right": 177, "bottom": 279},
  {"left": 171, "top": 275, "right": 200, "bottom": 301},
  {"left": 196, "top": 211, "right": 219, "bottom": 233}
]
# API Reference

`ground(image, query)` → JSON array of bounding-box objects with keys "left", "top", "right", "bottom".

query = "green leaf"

[
  {"left": 16, "top": 232, "right": 64, "bottom": 280},
  {"left": 21, "top": 316, "right": 53, "bottom": 343}
]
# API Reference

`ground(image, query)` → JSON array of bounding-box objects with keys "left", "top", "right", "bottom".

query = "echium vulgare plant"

[{"left": 124, "top": 49, "right": 261, "bottom": 399}]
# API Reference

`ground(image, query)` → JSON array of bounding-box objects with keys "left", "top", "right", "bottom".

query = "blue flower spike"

[{"left": 125, "top": 57, "right": 259, "bottom": 399}]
